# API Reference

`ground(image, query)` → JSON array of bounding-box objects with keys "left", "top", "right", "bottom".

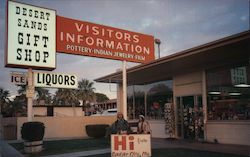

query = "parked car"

[{"left": 91, "top": 108, "right": 117, "bottom": 116}]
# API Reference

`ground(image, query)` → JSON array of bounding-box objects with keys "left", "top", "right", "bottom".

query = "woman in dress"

[{"left": 137, "top": 115, "right": 151, "bottom": 134}]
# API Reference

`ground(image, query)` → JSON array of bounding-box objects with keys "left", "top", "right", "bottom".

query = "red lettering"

[
  {"left": 129, "top": 136, "right": 134, "bottom": 150},
  {"left": 114, "top": 136, "right": 126, "bottom": 150}
]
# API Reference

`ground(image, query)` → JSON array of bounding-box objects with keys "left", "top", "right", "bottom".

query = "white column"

[
  {"left": 122, "top": 61, "right": 127, "bottom": 120},
  {"left": 26, "top": 68, "right": 35, "bottom": 122},
  {"left": 117, "top": 83, "right": 122, "bottom": 112},
  {"left": 173, "top": 76, "right": 178, "bottom": 138},
  {"left": 202, "top": 70, "right": 207, "bottom": 140}
]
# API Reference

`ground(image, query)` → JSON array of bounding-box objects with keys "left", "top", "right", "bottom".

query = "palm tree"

[
  {"left": 7, "top": 94, "right": 27, "bottom": 117},
  {"left": 35, "top": 88, "right": 52, "bottom": 105},
  {"left": 17, "top": 84, "right": 26, "bottom": 95},
  {"left": 17, "top": 85, "right": 52, "bottom": 105},
  {"left": 0, "top": 87, "right": 10, "bottom": 115},
  {"left": 53, "top": 89, "right": 79, "bottom": 106},
  {"left": 77, "top": 79, "right": 96, "bottom": 114}
]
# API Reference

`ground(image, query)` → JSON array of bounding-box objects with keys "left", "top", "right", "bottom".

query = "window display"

[
  {"left": 127, "top": 80, "right": 173, "bottom": 120},
  {"left": 207, "top": 65, "right": 250, "bottom": 120},
  {"left": 164, "top": 102, "right": 175, "bottom": 137}
]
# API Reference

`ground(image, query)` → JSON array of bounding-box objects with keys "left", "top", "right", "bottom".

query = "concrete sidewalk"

[
  {"left": 40, "top": 138, "right": 250, "bottom": 157},
  {"left": 152, "top": 138, "right": 250, "bottom": 156},
  {"left": 0, "top": 140, "right": 24, "bottom": 157},
  {"left": 3, "top": 138, "right": 250, "bottom": 157},
  {"left": 40, "top": 148, "right": 110, "bottom": 157}
]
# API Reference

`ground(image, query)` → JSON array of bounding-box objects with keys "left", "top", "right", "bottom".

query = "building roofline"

[{"left": 94, "top": 30, "right": 250, "bottom": 83}]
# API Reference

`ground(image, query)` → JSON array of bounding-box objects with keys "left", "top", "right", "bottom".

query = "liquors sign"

[
  {"left": 34, "top": 72, "right": 78, "bottom": 89},
  {"left": 6, "top": 1, "right": 56, "bottom": 70}
]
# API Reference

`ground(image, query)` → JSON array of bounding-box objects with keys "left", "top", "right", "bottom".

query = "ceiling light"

[
  {"left": 229, "top": 92, "right": 241, "bottom": 96},
  {"left": 234, "top": 84, "right": 250, "bottom": 87},
  {"left": 208, "top": 91, "right": 221, "bottom": 95}
]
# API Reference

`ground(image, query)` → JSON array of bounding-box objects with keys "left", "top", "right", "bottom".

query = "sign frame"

[
  {"left": 56, "top": 16, "right": 155, "bottom": 63},
  {"left": 111, "top": 134, "right": 151, "bottom": 157},
  {"left": 5, "top": 0, "right": 57, "bottom": 70}
]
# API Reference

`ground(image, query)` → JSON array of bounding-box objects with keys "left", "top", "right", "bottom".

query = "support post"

[
  {"left": 26, "top": 68, "right": 34, "bottom": 122},
  {"left": 122, "top": 61, "right": 127, "bottom": 120},
  {"left": 202, "top": 70, "right": 207, "bottom": 141}
]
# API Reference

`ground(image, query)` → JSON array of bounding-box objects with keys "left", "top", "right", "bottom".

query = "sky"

[{"left": 0, "top": 0, "right": 249, "bottom": 99}]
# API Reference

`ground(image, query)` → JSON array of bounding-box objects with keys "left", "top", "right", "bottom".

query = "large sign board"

[
  {"left": 6, "top": 1, "right": 56, "bottom": 70},
  {"left": 57, "top": 16, "right": 155, "bottom": 63},
  {"left": 111, "top": 134, "right": 151, "bottom": 157},
  {"left": 33, "top": 72, "right": 78, "bottom": 89}
]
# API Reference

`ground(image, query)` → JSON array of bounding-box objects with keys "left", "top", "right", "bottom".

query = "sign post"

[
  {"left": 122, "top": 61, "right": 127, "bottom": 120},
  {"left": 6, "top": 1, "right": 56, "bottom": 122},
  {"left": 6, "top": 1, "right": 155, "bottom": 122},
  {"left": 26, "top": 68, "right": 35, "bottom": 122},
  {"left": 56, "top": 16, "right": 155, "bottom": 118}
]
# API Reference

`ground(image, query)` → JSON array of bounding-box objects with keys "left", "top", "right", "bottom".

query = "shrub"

[
  {"left": 21, "top": 122, "right": 45, "bottom": 142},
  {"left": 86, "top": 124, "right": 109, "bottom": 138}
]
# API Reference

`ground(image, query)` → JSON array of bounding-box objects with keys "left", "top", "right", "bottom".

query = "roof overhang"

[{"left": 95, "top": 31, "right": 250, "bottom": 85}]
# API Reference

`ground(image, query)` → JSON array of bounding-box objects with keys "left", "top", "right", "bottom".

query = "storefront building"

[{"left": 95, "top": 31, "right": 250, "bottom": 145}]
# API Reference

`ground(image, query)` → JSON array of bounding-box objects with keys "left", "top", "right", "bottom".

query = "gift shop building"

[{"left": 95, "top": 31, "right": 250, "bottom": 145}]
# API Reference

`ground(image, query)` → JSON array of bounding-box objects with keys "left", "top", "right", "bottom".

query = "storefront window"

[
  {"left": 127, "top": 85, "right": 145, "bottom": 119},
  {"left": 127, "top": 80, "right": 173, "bottom": 120},
  {"left": 206, "top": 65, "right": 250, "bottom": 120}
]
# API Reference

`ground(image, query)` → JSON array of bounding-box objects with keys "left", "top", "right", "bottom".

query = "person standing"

[
  {"left": 138, "top": 115, "right": 151, "bottom": 134},
  {"left": 110, "top": 112, "right": 130, "bottom": 134}
]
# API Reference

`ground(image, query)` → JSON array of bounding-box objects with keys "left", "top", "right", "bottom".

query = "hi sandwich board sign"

[
  {"left": 111, "top": 134, "right": 151, "bottom": 157},
  {"left": 6, "top": 1, "right": 56, "bottom": 70}
]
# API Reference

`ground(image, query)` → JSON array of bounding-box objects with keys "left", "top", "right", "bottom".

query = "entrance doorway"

[
  {"left": 47, "top": 106, "right": 54, "bottom": 116},
  {"left": 176, "top": 95, "right": 204, "bottom": 140}
]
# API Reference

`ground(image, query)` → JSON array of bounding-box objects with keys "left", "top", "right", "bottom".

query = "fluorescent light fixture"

[
  {"left": 234, "top": 84, "right": 250, "bottom": 87},
  {"left": 229, "top": 92, "right": 241, "bottom": 96},
  {"left": 208, "top": 91, "right": 221, "bottom": 95}
]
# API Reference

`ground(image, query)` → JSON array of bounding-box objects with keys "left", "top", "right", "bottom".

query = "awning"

[{"left": 95, "top": 31, "right": 250, "bottom": 85}]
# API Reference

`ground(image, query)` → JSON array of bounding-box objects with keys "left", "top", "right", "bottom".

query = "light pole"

[{"left": 155, "top": 38, "right": 161, "bottom": 59}]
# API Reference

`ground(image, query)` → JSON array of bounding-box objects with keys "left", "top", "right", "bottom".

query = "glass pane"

[
  {"left": 196, "top": 95, "right": 204, "bottom": 139},
  {"left": 207, "top": 64, "right": 250, "bottom": 120},
  {"left": 176, "top": 97, "right": 182, "bottom": 137},
  {"left": 127, "top": 80, "right": 173, "bottom": 120},
  {"left": 146, "top": 80, "right": 173, "bottom": 120},
  {"left": 182, "top": 96, "right": 195, "bottom": 139}
]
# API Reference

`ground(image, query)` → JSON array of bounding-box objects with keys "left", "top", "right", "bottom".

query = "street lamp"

[{"left": 155, "top": 38, "right": 161, "bottom": 59}]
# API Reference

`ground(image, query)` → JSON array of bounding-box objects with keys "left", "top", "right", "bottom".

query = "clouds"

[{"left": 0, "top": 0, "right": 249, "bottom": 99}]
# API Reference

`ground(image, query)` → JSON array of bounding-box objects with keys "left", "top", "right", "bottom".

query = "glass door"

[
  {"left": 182, "top": 96, "right": 195, "bottom": 139},
  {"left": 176, "top": 95, "right": 204, "bottom": 140}
]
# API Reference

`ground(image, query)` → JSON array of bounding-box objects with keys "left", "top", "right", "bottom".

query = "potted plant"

[
  {"left": 21, "top": 121, "right": 45, "bottom": 153},
  {"left": 86, "top": 124, "right": 109, "bottom": 138}
]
